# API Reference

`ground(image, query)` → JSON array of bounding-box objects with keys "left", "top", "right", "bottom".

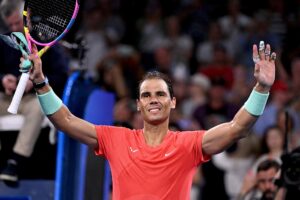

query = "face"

[
  {"left": 137, "top": 79, "right": 176, "bottom": 125},
  {"left": 266, "top": 128, "right": 283, "bottom": 152},
  {"left": 256, "top": 168, "right": 278, "bottom": 199},
  {"left": 4, "top": 10, "right": 23, "bottom": 32}
]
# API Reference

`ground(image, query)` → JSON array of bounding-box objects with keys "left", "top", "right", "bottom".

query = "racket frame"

[{"left": 7, "top": 0, "right": 79, "bottom": 114}]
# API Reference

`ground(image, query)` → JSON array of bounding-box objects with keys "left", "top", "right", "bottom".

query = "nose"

[
  {"left": 149, "top": 96, "right": 159, "bottom": 104},
  {"left": 264, "top": 181, "right": 274, "bottom": 191}
]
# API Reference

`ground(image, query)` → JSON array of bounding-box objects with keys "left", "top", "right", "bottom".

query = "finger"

[
  {"left": 270, "top": 52, "right": 277, "bottom": 64},
  {"left": 22, "top": 52, "right": 28, "bottom": 59},
  {"left": 252, "top": 44, "right": 260, "bottom": 64},
  {"left": 264, "top": 44, "right": 271, "bottom": 60},
  {"left": 19, "top": 59, "right": 23, "bottom": 69},
  {"left": 259, "top": 41, "right": 265, "bottom": 60},
  {"left": 254, "top": 64, "right": 259, "bottom": 75},
  {"left": 28, "top": 44, "right": 38, "bottom": 60},
  {"left": 31, "top": 43, "right": 38, "bottom": 54},
  {"left": 29, "top": 53, "right": 39, "bottom": 60}
]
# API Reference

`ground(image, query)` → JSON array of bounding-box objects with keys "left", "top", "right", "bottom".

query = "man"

[
  {"left": 24, "top": 40, "right": 276, "bottom": 199},
  {"left": 0, "top": 0, "right": 69, "bottom": 183},
  {"left": 238, "top": 159, "right": 281, "bottom": 200}
]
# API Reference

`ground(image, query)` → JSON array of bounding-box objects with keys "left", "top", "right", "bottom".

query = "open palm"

[{"left": 252, "top": 42, "right": 276, "bottom": 88}]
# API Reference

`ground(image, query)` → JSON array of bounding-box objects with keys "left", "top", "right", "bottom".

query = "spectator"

[
  {"left": 218, "top": 0, "right": 253, "bottom": 61},
  {"left": 113, "top": 98, "right": 135, "bottom": 128},
  {"left": 136, "top": 0, "right": 164, "bottom": 57},
  {"left": 76, "top": 0, "right": 108, "bottom": 81},
  {"left": 193, "top": 77, "right": 239, "bottom": 200},
  {"left": 162, "top": 15, "right": 194, "bottom": 72},
  {"left": 181, "top": 73, "right": 211, "bottom": 119},
  {"left": 96, "top": 45, "right": 144, "bottom": 99},
  {"left": 179, "top": 0, "right": 209, "bottom": 45},
  {"left": 193, "top": 77, "right": 239, "bottom": 129},
  {"left": 239, "top": 9, "right": 281, "bottom": 70},
  {"left": 195, "top": 21, "right": 234, "bottom": 65},
  {"left": 227, "top": 64, "right": 253, "bottom": 107},
  {"left": 251, "top": 125, "right": 284, "bottom": 175},
  {"left": 238, "top": 159, "right": 281, "bottom": 200},
  {"left": 198, "top": 43, "right": 234, "bottom": 89}
]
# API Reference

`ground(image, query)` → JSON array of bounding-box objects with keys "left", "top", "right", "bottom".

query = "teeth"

[{"left": 149, "top": 108, "right": 160, "bottom": 112}]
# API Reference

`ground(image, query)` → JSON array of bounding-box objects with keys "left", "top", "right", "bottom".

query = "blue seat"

[
  {"left": 83, "top": 89, "right": 115, "bottom": 124},
  {"left": 55, "top": 71, "right": 115, "bottom": 200},
  {"left": 81, "top": 89, "right": 115, "bottom": 200}
]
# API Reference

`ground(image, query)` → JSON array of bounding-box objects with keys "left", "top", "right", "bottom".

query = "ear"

[
  {"left": 136, "top": 99, "right": 140, "bottom": 111},
  {"left": 171, "top": 97, "right": 176, "bottom": 109}
]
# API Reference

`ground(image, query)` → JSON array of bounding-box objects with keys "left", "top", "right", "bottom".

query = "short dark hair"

[
  {"left": 257, "top": 159, "right": 281, "bottom": 173},
  {"left": 137, "top": 70, "right": 174, "bottom": 99}
]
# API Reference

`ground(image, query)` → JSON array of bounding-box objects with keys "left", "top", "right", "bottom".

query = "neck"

[{"left": 143, "top": 121, "right": 169, "bottom": 147}]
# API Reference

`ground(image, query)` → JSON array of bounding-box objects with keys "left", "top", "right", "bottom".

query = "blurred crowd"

[{"left": 1, "top": 0, "right": 300, "bottom": 199}]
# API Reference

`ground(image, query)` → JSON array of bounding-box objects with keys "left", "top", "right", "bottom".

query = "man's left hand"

[{"left": 252, "top": 41, "right": 276, "bottom": 91}]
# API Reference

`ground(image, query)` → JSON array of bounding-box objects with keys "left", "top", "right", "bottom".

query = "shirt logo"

[
  {"left": 130, "top": 147, "right": 139, "bottom": 153},
  {"left": 165, "top": 149, "right": 176, "bottom": 157}
]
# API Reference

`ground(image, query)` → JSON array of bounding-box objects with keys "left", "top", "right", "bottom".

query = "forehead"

[
  {"left": 257, "top": 168, "right": 277, "bottom": 179},
  {"left": 7, "top": 10, "right": 22, "bottom": 20},
  {"left": 267, "top": 128, "right": 281, "bottom": 136},
  {"left": 140, "top": 79, "right": 169, "bottom": 93},
  {"left": 5, "top": 11, "right": 22, "bottom": 26}
]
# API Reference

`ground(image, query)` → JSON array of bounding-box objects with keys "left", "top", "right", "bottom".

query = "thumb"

[{"left": 31, "top": 43, "right": 38, "bottom": 56}]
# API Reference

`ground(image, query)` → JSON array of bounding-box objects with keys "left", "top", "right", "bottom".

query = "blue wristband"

[
  {"left": 37, "top": 89, "right": 63, "bottom": 115},
  {"left": 244, "top": 89, "right": 269, "bottom": 116}
]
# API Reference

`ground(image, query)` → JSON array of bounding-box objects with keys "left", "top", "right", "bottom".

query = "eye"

[
  {"left": 141, "top": 93, "right": 150, "bottom": 98},
  {"left": 157, "top": 92, "right": 166, "bottom": 97}
]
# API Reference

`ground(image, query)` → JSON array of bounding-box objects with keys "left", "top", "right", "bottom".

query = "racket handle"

[{"left": 7, "top": 73, "right": 30, "bottom": 114}]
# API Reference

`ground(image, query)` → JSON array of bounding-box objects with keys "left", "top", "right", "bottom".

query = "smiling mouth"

[{"left": 148, "top": 108, "right": 161, "bottom": 113}]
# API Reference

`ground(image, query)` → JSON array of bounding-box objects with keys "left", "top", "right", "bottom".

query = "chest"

[{"left": 109, "top": 136, "right": 195, "bottom": 177}]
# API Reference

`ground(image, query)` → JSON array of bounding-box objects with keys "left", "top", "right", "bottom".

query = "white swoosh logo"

[
  {"left": 130, "top": 147, "right": 139, "bottom": 153},
  {"left": 165, "top": 149, "right": 176, "bottom": 157}
]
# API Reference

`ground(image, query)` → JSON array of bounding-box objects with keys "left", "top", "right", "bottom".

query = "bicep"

[
  {"left": 49, "top": 105, "right": 98, "bottom": 148},
  {"left": 202, "top": 122, "right": 236, "bottom": 155}
]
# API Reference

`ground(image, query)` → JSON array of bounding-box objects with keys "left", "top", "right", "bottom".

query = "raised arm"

[
  {"left": 23, "top": 44, "right": 98, "bottom": 148},
  {"left": 202, "top": 42, "right": 276, "bottom": 156}
]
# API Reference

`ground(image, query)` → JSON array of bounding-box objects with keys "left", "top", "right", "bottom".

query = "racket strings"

[
  {"left": 47, "top": 16, "right": 67, "bottom": 28},
  {"left": 34, "top": 23, "right": 59, "bottom": 39},
  {"left": 27, "top": 0, "right": 75, "bottom": 42}
]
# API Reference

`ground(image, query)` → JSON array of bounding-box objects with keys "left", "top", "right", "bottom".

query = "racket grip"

[
  {"left": 7, "top": 73, "right": 30, "bottom": 114},
  {"left": 20, "top": 59, "right": 32, "bottom": 73}
]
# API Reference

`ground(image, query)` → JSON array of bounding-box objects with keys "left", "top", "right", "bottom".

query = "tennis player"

[{"left": 22, "top": 41, "right": 276, "bottom": 199}]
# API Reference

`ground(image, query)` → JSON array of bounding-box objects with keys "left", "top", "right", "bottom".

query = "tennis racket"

[{"left": 7, "top": 0, "right": 80, "bottom": 114}]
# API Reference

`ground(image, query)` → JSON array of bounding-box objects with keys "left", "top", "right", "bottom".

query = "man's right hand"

[
  {"left": 2, "top": 74, "right": 17, "bottom": 95},
  {"left": 20, "top": 43, "right": 45, "bottom": 85}
]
